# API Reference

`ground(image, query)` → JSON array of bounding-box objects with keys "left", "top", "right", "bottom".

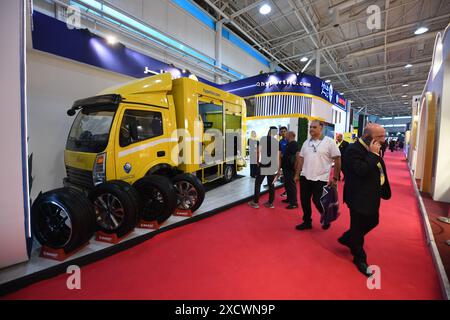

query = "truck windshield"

[{"left": 66, "top": 108, "right": 115, "bottom": 153}]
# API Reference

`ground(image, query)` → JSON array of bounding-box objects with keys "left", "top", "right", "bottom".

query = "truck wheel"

[
  {"left": 107, "top": 180, "right": 142, "bottom": 223},
  {"left": 88, "top": 181, "right": 137, "bottom": 237},
  {"left": 31, "top": 188, "right": 95, "bottom": 253},
  {"left": 172, "top": 174, "right": 205, "bottom": 212},
  {"left": 133, "top": 175, "right": 177, "bottom": 224},
  {"left": 223, "top": 164, "right": 235, "bottom": 183}
]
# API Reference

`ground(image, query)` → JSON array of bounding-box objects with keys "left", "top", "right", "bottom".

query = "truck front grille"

[{"left": 65, "top": 166, "right": 94, "bottom": 189}]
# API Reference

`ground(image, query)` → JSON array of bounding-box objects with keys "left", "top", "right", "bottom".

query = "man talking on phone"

[{"left": 339, "top": 124, "right": 391, "bottom": 277}]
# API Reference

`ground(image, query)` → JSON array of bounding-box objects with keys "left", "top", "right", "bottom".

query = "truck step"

[{"left": 203, "top": 174, "right": 222, "bottom": 183}]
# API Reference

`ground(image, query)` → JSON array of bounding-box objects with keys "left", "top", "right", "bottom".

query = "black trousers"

[
  {"left": 250, "top": 164, "right": 258, "bottom": 178},
  {"left": 283, "top": 168, "right": 297, "bottom": 205},
  {"left": 299, "top": 176, "right": 326, "bottom": 225},
  {"left": 341, "top": 210, "right": 379, "bottom": 262},
  {"left": 253, "top": 173, "right": 275, "bottom": 204}
]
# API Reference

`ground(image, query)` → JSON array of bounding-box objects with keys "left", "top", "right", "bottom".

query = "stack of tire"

[{"left": 31, "top": 174, "right": 205, "bottom": 254}]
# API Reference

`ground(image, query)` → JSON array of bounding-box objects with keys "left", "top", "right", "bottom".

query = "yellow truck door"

[{"left": 114, "top": 104, "right": 172, "bottom": 184}]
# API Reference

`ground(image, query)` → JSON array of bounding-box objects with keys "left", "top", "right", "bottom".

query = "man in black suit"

[
  {"left": 336, "top": 133, "right": 349, "bottom": 180},
  {"left": 339, "top": 124, "right": 391, "bottom": 277}
]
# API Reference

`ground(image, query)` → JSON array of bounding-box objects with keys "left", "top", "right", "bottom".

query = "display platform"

[{"left": 0, "top": 170, "right": 282, "bottom": 295}]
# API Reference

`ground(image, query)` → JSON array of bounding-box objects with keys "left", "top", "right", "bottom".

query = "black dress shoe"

[
  {"left": 295, "top": 223, "right": 312, "bottom": 230},
  {"left": 354, "top": 261, "right": 372, "bottom": 277},
  {"left": 282, "top": 199, "right": 290, "bottom": 203},
  {"left": 338, "top": 236, "right": 351, "bottom": 248},
  {"left": 286, "top": 204, "right": 298, "bottom": 209}
]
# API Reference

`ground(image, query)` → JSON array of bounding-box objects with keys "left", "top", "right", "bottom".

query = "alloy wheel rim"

[
  {"left": 94, "top": 193, "right": 125, "bottom": 231},
  {"left": 37, "top": 201, "right": 72, "bottom": 248},
  {"left": 174, "top": 181, "right": 198, "bottom": 209},
  {"left": 143, "top": 187, "right": 165, "bottom": 215}
]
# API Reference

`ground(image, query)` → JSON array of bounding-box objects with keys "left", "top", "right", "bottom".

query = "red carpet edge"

[{"left": 407, "top": 161, "right": 450, "bottom": 300}]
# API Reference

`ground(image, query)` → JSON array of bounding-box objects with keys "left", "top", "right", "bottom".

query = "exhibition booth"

[
  {"left": 405, "top": 23, "right": 450, "bottom": 297},
  {"left": 408, "top": 23, "right": 450, "bottom": 203},
  {"left": 0, "top": 4, "right": 352, "bottom": 294},
  {"left": 1, "top": 0, "right": 449, "bottom": 301}
]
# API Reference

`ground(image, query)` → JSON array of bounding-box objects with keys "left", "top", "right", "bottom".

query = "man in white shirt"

[{"left": 294, "top": 120, "right": 341, "bottom": 230}]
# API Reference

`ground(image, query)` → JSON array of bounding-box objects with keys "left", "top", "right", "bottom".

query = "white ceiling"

[{"left": 195, "top": 0, "right": 450, "bottom": 116}]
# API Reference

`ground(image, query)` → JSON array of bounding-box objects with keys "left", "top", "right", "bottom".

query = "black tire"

[
  {"left": 31, "top": 188, "right": 94, "bottom": 253},
  {"left": 108, "top": 180, "right": 142, "bottom": 223},
  {"left": 172, "top": 174, "right": 205, "bottom": 212},
  {"left": 88, "top": 181, "right": 137, "bottom": 237},
  {"left": 65, "top": 187, "right": 96, "bottom": 238},
  {"left": 223, "top": 164, "right": 235, "bottom": 183},
  {"left": 133, "top": 175, "right": 177, "bottom": 223}
]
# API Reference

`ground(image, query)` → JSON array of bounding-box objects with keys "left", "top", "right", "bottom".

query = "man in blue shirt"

[{"left": 278, "top": 126, "right": 288, "bottom": 198}]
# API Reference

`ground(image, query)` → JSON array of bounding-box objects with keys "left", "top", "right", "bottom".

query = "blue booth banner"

[
  {"left": 31, "top": 11, "right": 347, "bottom": 111},
  {"left": 220, "top": 73, "right": 347, "bottom": 111},
  {"left": 31, "top": 11, "right": 218, "bottom": 87}
]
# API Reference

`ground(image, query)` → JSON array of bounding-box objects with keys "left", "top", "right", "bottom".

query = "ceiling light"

[
  {"left": 405, "top": 64, "right": 413, "bottom": 68},
  {"left": 414, "top": 27, "right": 429, "bottom": 35},
  {"left": 300, "top": 57, "right": 309, "bottom": 62},
  {"left": 402, "top": 83, "right": 409, "bottom": 87},
  {"left": 259, "top": 4, "right": 272, "bottom": 15},
  {"left": 106, "top": 35, "right": 118, "bottom": 45},
  {"left": 402, "top": 95, "right": 407, "bottom": 98},
  {"left": 340, "top": 92, "right": 344, "bottom": 95},
  {"left": 325, "top": 79, "right": 331, "bottom": 83}
]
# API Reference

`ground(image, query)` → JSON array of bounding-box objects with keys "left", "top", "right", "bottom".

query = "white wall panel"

[
  {"left": 92, "top": 0, "right": 269, "bottom": 78},
  {"left": 142, "top": 0, "right": 167, "bottom": 31},
  {"left": 0, "top": 0, "right": 29, "bottom": 269},
  {"left": 311, "top": 99, "right": 333, "bottom": 123},
  {"left": 222, "top": 39, "right": 269, "bottom": 76},
  {"left": 27, "top": 51, "right": 132, "bottom": 198},
  {"left": 108, "top": 0, "right": 143, "bottom": 19}
]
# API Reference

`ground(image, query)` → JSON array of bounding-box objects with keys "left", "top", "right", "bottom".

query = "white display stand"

[{"left": 0, "top": 0, "right": 30, "bottom": 269}]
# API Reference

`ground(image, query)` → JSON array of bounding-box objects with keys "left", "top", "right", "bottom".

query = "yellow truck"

[{"left": 64, "top": 73, "right": 246, "bottom": 236}]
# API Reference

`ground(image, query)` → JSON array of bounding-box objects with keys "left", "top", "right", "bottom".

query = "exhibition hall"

[{"left": 1, "top": 0, "right": 450, "bottom": 305}]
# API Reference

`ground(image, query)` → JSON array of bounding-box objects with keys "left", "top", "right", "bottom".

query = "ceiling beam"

[
  {"left": 229, "top": 0, "right": 265, "bottom": 19},
  {"left": 202, "top": 0, "right": 292, "bottom": 71},
  {"left": 280, "top": 13, "right": 450, "bottom": 62},
  {"left": 342, "top": 32, "right": 437, "bottom": 59},
  {"left": 322, "top": 58, "right": 432, "bottom": 78},
  {"left": 356, "top": 61, "right": 431, "bottom": 78}
]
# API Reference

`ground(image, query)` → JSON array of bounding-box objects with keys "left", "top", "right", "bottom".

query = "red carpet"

[{"left": 3, "top": 151, "right": 443, "bottom": 299}]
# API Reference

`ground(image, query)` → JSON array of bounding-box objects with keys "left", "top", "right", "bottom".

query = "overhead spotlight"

[
  {"left": 405, "top": 64, "right": 413, "bottom": 68},
  {"left": 340, "top": 92, "right": 344, "bottom": 95},
  {"left": 300, "top": 57, "right": 309, "bottom": 62},
  {"left": 402, "top": 95, "right": 408, "bottom": 98},
  {"left": 325, "top": 80, "right": 331, "bottom": 83},
  {"left": 414, "top": 27, "right": 429, "bottom": 35},
  {"left": 259, "top": 4, "right": 272, "bottom": 15},
  {"left": 296, "top": 72, "right": 300, "bottom": 76},
  {"left": 182, "top": 69, "right": 186, "bottom": 73},
  {"left": 106, "top": 35, "right": 118, "bottom": 45},
  {"left": 402, "top": 83, "right": 409, "bottom": 87}
]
